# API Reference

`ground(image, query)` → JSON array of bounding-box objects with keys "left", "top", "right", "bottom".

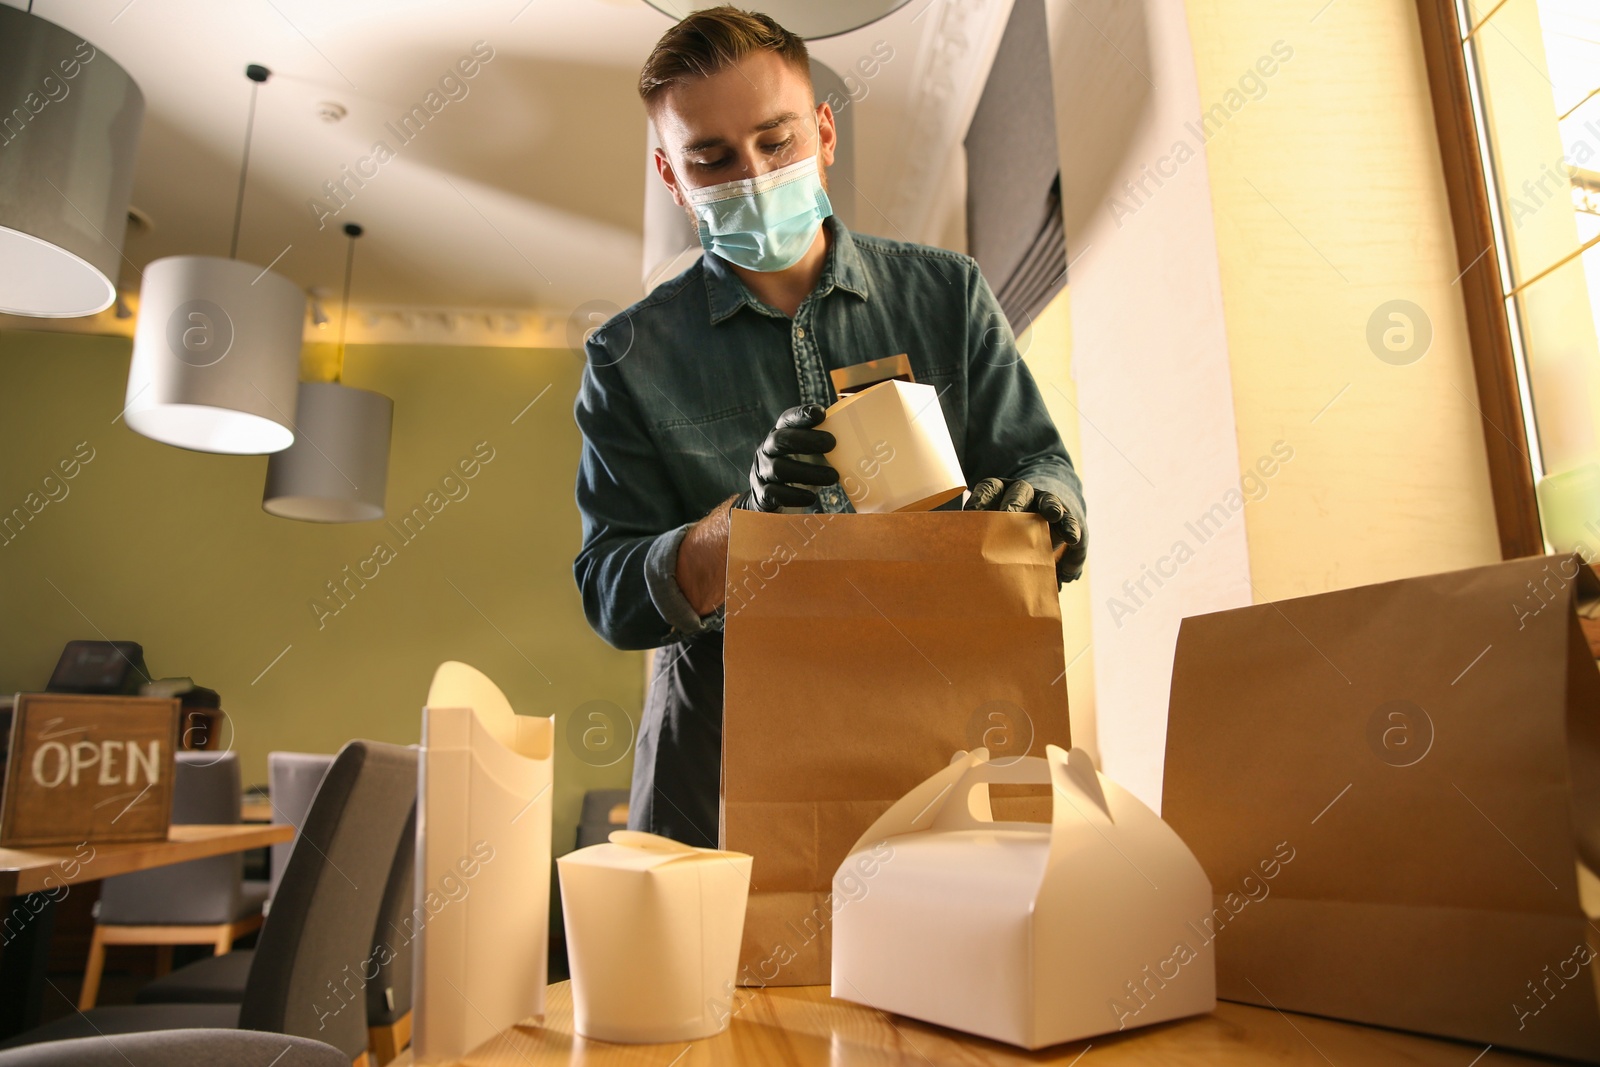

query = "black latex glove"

[
  {"left": 965, "top": 477, "right": 1087, "bottom": 585},
  {"left": 733, "top": 404, "right": 839, "bottom": 512}
]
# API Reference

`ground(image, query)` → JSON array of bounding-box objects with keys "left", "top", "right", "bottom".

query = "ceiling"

[{"left": 4, "top": 0, "right": 1012, "bottom": 332}]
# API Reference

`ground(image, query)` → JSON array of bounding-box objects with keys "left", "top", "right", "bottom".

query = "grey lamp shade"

[
  {"left": 124, "top": 255, "right": 305, "bottom": 454},
  {"left": 263, "top": 381, "right": 393, "bottom": 522},
  {"left": 0, "top": 6, "right": 144, "bottom": 317}
]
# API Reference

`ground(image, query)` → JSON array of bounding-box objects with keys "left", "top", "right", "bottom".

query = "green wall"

[{"left": 0, "top": 328, "right": 642, "bottom": 853}]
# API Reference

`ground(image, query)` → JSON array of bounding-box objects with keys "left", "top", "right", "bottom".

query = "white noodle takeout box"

[
  {"left": 557, "top": 830, "right": 753, "bottom": 1043},
  {"left": 817, "top": 379, "right": 965, "bottom": 513},
  {"left": 831, "top": 743, "right": 1216, "bottom": 1048}
]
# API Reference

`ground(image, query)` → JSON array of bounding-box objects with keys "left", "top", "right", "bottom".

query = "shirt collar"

[{"left": 703, "top": 215, "right": 871, "bottom": 325}]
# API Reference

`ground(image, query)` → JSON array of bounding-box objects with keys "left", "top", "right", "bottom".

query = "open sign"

[
  {"left": 1, "top": 693, "right": 179, "bottom": 847},
  {"left": 30, "top": 739, "right": 163, "bottom": 788}
]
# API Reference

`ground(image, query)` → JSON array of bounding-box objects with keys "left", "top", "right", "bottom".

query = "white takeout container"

[
  {"left": 818, "top": 379, "right": 965, "bottom": 513},
  {"left": 557, "top": 830, "right": 753, "bottom": 1043},
  {"left": 414, "top": 661, "right": 554, "bottom": 1064},
  {"left": 831, "top": 744, "right": 1216, "bottom": 1049}
]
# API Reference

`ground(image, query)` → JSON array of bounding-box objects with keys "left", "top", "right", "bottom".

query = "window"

[{"left": 1421, "top": 0, "right": 1600, "bottom": 557}]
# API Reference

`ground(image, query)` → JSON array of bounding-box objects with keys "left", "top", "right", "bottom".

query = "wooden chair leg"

[
  {"left": 83, "top": 916, "right": 265, "bottom": 1004},
  {"left": 78, "top": 926, "right": 108, "bottom": 1011},
  {"left": 368, "top": 1026, "right": 394, "bottom": 1065},
  {"left": 367, "top": 1010, "right": 412, "bottom": 1066},
  {"left": 218, "top": 914, "right": 262, "bottom": 955}
]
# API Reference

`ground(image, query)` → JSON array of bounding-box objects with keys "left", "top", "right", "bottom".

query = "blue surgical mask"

[{"left": 684, "top": 150, "right": 834, "bottom": 272}]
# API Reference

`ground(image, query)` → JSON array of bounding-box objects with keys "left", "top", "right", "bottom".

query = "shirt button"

[{"left": 795, "top": 327, "right": 806, "bottom": 340}]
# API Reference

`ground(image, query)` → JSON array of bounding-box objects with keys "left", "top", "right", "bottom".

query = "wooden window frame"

[{"left": 1415, "top": 0, "right": 1545, "bottom": 559}]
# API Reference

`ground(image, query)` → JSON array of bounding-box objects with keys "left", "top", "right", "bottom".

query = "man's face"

[{"left": 652, "top": 49, "right": 836, "bottom": 226}]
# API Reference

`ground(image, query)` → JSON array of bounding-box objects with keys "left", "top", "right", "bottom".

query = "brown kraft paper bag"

[
  {"left": 1162, "top": 553, "right": 1600, "bottom": 1061},
  {"left": 722, "top": 510, "right": 1072, "bottom": 986}
]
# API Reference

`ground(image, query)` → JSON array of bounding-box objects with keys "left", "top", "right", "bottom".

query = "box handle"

[
  {"left": 841, "top": 745, "right": 1112, "bottom": 856},
  {"left": 929, "top": 753, "right": 1053, "bottom": 832},
  {"left": 928, "top": 745, "right": 1111, "bottom": 834}
]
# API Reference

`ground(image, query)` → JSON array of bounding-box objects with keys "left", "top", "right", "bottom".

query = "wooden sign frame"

[{"left": 0, "top": 693, "right": 180, "bottom": 847}]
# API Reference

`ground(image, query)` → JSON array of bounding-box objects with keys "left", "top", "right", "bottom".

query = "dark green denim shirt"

[
  {"left": 571, "top": 216, "right": 1085, "bottom": 846},
  {"left": 573, "top": 215, "right": 1085, "bottom": 651}
]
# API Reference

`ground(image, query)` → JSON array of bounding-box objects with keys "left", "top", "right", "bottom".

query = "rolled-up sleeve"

[
  {"left": 960, "top": 258, "right": 1088, "bottom": 541},
  {"left": 573, "top": 339, "right": 712, "bottom": 650},
  {"left": 643, "top": 521, "right": 723, "bottom": 637}
]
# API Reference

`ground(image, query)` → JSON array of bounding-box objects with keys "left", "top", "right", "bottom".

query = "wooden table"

[
  {"left": 0, "top": 823, "right": 292, "bottom": 895},
  {"left": 0, "top": 823, "right": 294, "bottom": 1037},
  {"left": 239, "top": 799, "right": 273, "bottom": 824},
  {"left": 393, "top": 981, "right": 1554, "bottom": 1066}
]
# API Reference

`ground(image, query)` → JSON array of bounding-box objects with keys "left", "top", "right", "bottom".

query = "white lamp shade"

[
  {"left": 0, "top": 6, "right": 144, "bottom": 317},
  {"left": 641, "top": 0, "right": 912, "bottom": 38},
  {"left": 263, "top": 381, "right": 393, "bottom": 522},
  {"left": 124, "top": 255, "right": 305, "bottom": 454}
]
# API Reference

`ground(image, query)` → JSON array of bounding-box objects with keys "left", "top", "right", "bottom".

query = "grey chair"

[
  {"left": 366, "top": 803, "right": 415, "bottom": 1063},
  {"left": 0, "top": 740, "right": 417, "bottom": 1066},
  {"left": 129, "top": 750, "right": 342, "bottom": 1008},
  {"left": 0, "top": 1029, "right": 346, "bottom": 1066},
  {"left": 267, "top": 752, "right": 336, "bottom": 904},
  {"left": 79, "top": 751, "right": 268, "bottom": 1009},
  {"left": 137, "top": 804, "right": 419, "bottom": 1065},
  {"left": 574, "top": 788, "right": 629, "bottom": 849}
]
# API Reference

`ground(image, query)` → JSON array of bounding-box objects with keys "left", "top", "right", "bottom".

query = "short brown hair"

[{"left": 638, "top": 6, "right": 810, "bottom": 114}]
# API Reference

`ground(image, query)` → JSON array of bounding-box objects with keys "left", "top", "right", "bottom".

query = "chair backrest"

[
  {"left": 0, "top": 1028, "right": 347, "bottom": 1067},
  {"left": 97, "top": 751, "right": 243, "bottom": 925},
  {"left": 240, "top": 740, "right": 417, "bottom": 1061},
  {"left": 575, "top": 788, "right": 630, "bottom": 849},
  {"left": 412, "top": 661, "right": 553, "bottom": 1063},
  {"left": 366, "top": 800, "right": 417, "bottom": 1027},
  {"left": 267, "top": 752, "right": 336, "bottom": 900}
]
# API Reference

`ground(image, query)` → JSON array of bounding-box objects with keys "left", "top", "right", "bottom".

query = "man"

[{"left": 573, "top": 6, "right": 1087, "bottom": 848}]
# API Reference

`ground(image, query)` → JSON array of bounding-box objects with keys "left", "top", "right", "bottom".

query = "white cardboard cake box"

[{"left": 831, "top": 743, "right": 1216, "bottom": 1048}]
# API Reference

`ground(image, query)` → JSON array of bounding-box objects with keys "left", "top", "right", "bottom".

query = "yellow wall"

[
  {"left": 1184, "top": 0, "right": 1504, "bottom": 597},
  {"left": 0, "top": 328, "right": 642, "bottom": 853},
  {"left": 1039, "top": 0, "right": 1508, "bottom": 799}
]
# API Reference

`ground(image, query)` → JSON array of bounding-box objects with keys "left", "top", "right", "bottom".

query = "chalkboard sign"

[{"left": 0, "top": 693, "right": 180, "bottom": 847}]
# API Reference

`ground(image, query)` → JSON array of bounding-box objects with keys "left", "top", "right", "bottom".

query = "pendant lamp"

[
  {"left": 123, "top": 64, "right": 303, "bottom": 454},
  {"left": 641, "top": 0, "right": 913, "bottom": 39},
  {"left": 0, "top": 4, "right": 144, "bottom": 317},
  {"left": 263, "top": 224, "right": 394, "bottom": 522}
]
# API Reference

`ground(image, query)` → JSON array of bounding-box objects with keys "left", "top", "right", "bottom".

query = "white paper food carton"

[
  {"left": 413, "top": 661, "right": 553, "bottom": 1064},
  {"left": 831, "top": 743, "right": 1215, "bottom": 1048},
  {"left": 558, "top": 831, "right": 752, "bottom": 1043},
  {"left": 817, "top": 379, "right": 965, "bottom": 513}
]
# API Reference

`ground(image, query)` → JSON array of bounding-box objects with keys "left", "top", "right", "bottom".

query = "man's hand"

[
  {"left": 674, "top": 405, "right": 840, "bottom": 618},
  {"left": 734, "top": 404, "right": 839, "bottom": 512},
  {"left": 965, "top": 477, "right": 1087, "bottom": 584},
  {"left": 674, "top": 496, "right": 735, "bottom": 618}
]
